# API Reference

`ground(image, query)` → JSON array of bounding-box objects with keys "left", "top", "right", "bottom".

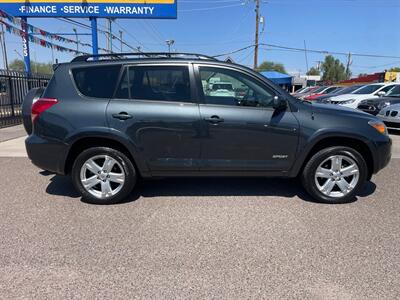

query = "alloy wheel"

[
  {"left": 80, "top": 155, "right": 125, "bottom": 199},
  {"left": 314, "top": 155, "right": 360, "bottom": 198}
]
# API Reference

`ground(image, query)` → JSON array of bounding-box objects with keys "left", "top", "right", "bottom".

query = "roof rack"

[{"left": 71, "top": 52, "right": 218, "bottom": 62}]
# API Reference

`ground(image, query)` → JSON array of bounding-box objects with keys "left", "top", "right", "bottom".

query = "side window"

[
  {"left": 72, "top": 65, "right": 121, "bottom": 98},
  {"left": 380, "top": 85, "right": 395, "bottom": 93},
  {"left": 199, "top": 67, "right": 275, "bottom": 108},
  {"left": 325, "top": 87, "right": 337, "bottom": 93},
  {"left": 115, "top": 66, "right": 191, "bottom": 102}
]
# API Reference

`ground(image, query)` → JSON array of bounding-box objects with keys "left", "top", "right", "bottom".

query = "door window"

[
  {"left": 115, "top": 65, "right": 191, "bottom": 102},
  {"left": 198, "top": 67, "right": 275, "bottom": 108}
]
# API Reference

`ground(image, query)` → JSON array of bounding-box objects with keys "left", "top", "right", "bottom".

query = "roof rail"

[{"left": 71, "top": 52, "right": 218, "bottom": 62}]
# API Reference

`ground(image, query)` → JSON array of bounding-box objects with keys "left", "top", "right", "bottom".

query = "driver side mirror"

[
  {"left": 272, "top": 96, "right": 287, "bottom": 110},
  {"left": 377, "top": 91, "right": 386, "bottom": 97}
]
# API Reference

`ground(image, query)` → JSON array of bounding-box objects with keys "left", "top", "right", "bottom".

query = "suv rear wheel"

[
  {"left": 301, "top": 146, "right": 368, "bottom": 204},
  {"left": 71, "top": 147, "right": 136, "bottom": 204}
]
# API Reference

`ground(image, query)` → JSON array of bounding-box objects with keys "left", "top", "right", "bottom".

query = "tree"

[
  {"left": 389, "top": 67, "right": 400, "bottom": 72},
  {"left": 9, "top": 59, "right": 53, "bottom": 75},
  {"left": 306, "top": 67, "right": 320, "bottom": 76},
  {"left": 257, "top": 61, "right": 287, "bottom": 74},
  {"left": 321, "top": 55, "right": 348, "bottom": 84}
]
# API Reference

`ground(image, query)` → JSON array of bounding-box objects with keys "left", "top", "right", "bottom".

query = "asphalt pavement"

[{"left": 0, "top": 130, "right": 399, "bottom": 298}]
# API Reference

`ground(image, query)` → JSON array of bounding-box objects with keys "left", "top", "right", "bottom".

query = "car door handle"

[
  {"left": 204, "top": 115, "right": 224, "bottom": 123},
  {"left": 112, "top": 112, "right": 133, "bottom": 120}
]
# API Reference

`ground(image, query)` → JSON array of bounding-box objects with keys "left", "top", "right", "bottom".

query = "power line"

[
  {"left": 113, "top": 20, "right": 151, "bottom": 51},
  {"left": 213, "top": 43, "right": 400, "bottom": 60},
  {"left": 180, "top": 3, "right": 245, "bottom": 12}
]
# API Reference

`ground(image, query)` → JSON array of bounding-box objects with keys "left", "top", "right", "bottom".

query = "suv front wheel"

[
  {"left": 71, "top": 147, "right": 137, "bottom": 204},
  {"left": 301, "top": 146, "right": 368, "bottom": 204}
]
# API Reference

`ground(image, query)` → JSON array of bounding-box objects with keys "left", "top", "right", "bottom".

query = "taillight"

[{"left": 31, "top": 98, "right": 58, "bottom": 123}]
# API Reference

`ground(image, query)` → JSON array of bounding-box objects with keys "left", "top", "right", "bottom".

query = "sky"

[{"left": 1, "top": 0, "right": 400, "bottom": 75}]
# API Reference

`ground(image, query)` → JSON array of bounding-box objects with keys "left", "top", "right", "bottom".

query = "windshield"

[
  {"left": 386, "top": 85, "right": 400, "bottom": 97},
  {"left": 336, "top": 85, "right": 362, "bottom": 95},
  {"left": 353, "top": 84, "right": 384, "bottom": 94},
  {"left": 212, "top": 84, "right": 233, "bottom": 90},
  {"left": 311, "top": 86, "right": 326, "bottom": 93}
]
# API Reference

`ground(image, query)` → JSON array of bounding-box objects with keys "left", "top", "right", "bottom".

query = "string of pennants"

[
  {"left": 0, "top": 9, "right": 115, "bottom": 55},
  {"left": 0, "top": 19, "right": 90, "bottom": 55},
  {"left": 0, "top": 9, "right": 92, "bottom": 49}
]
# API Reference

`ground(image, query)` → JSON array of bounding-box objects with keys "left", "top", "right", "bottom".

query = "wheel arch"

[
  {"left": 64, "top": 136, "right": 144, "bottom": 176},
  {"left": 295, "top": 136, "right": 374, "bottom": 180}
]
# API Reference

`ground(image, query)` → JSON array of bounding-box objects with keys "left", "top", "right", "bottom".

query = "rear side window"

[
  {"left": 72, "top": 65, "right": 121, "bottom": 98},
  {"left": 115, "top": 66, "right": 191, "bottom": 102}
]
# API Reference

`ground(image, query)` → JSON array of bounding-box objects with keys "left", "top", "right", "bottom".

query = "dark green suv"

[{"left": 23, "top": 53, "right": 392, "bottom": 204}]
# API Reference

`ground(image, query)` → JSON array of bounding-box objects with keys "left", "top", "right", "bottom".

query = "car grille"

[
  {"left": 358, "top": 104, "right": 377, "bottom": 112},
  {"left": 383, "top": 121, "right": 400, "bottom": 128}
]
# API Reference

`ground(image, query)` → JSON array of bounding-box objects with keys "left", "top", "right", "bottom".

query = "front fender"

[{"left": 289, "top": 128, "right": 376, "bottom": 177}]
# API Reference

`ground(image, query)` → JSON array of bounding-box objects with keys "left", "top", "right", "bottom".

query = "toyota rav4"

[{"left": 23, "top": 53, "right": 392, "bottom": 204}]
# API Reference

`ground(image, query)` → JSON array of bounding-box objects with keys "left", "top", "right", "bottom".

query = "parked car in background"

[
  {"left": 291, "top": 86, "right": 309, "bottom": 94},
  {"left": 357, "top": 85, "right": 400, "bottom": 115},
  {"left": 292, "top": 86, "right": 319, "bottom": 99},
  {"left": 316, "top": 85, "right": 364, "bottom": 103},
  {"left": 208, "top": 82, "right": 235, "bottom": 97},
  {"left": 377, "top": 103, "right": 400, "bottom": 130},
  {"left": 304, "top": 86, "right": 341, "bottom": 101},
  {"left": 328, "top": 83, "right": 400, "bottom": 109}
]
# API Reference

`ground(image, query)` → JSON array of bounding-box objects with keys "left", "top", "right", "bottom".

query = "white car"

[
  {"left": 208, "top": 82, "right": 236, "bottom": 97},
  {"left": 377, "top": 103, "right": 400, "bottom": 131},
  {"left": 328, "top": 83, "right": 400, "bottom": 109}
]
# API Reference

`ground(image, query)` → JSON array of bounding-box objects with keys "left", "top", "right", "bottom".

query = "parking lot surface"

[{"left": 0, "top": 133, "right": 399, "bottom": 298}]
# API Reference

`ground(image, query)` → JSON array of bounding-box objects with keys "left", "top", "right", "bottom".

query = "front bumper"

[
  {"left": 25, "top": 135, "right": 69, "bottom": 175},
  {"left": 371, "top": 136, "right": 392, "bottom": 174}
]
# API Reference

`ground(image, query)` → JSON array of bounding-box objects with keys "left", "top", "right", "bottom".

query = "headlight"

[
  {"left": 368, "top": 120, "right": 388, "bottom": 135},
  {"left": 339, "top": 99, "right": 356, "bottom": 105}
]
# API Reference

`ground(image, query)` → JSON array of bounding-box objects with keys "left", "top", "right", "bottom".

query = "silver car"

[{"left": 378, "top": 103, "right": 400, "bottom": 131}]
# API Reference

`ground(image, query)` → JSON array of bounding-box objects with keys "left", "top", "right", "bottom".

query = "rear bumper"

[{"left": 25, "top": 135, "right": 68, "bottom": 175}]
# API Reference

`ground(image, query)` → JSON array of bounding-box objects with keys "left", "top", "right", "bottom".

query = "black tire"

[
  {"left": 301, "top": 146, "right": 368, "bottom": 204},
  {"left": 71, "top": 147, "right": 136, "bottom": 205}
]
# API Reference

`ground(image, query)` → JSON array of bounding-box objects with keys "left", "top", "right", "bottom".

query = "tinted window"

[
  {"left": 199, "top": 67, "right": 275, "bottom": 108},
  {"left": 386, "top": 85, "right": 400, "bottom": 96},
  {"left": 72, "top": 65, "right": 121, "bottom": 98},
  {"left": 338, "top": 85, "right": 363, "bottom": 94},
  {"left": 115, "top": 66, "right": 191, "bottom": 102},
  {"left": 380, "top": 85, "right": 396, "bottom": 93},
  {"left": 353, "top": 84, "right": 383, "bottom": 94},
  {"left": 324, "top": 87, "right": 339, "bottom": 94}
]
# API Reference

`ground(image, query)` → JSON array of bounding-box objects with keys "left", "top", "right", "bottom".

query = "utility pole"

[
  {"left": 304, "top": 40, "right": 309, "bottom": 74},
  {"left": 346, "top": 52, "right": 352, "bottom": 79},
  {"left": 107, "top": 18, "right": 113, "bottom": 53},
  {"left": 72, "top": 27, "right": 79, "bottom": 53},
  {"left": 253, "top": 0, "right": 260, "bottom": 70},
  {"left": 166, "top": 40, "right": 174, "bottom": 54},
  {"left": 0, "top": 22, "right": 8, "bottom": 70},
  {"left": 119, "top": 30, "right": 123, "bottom": 52}
]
